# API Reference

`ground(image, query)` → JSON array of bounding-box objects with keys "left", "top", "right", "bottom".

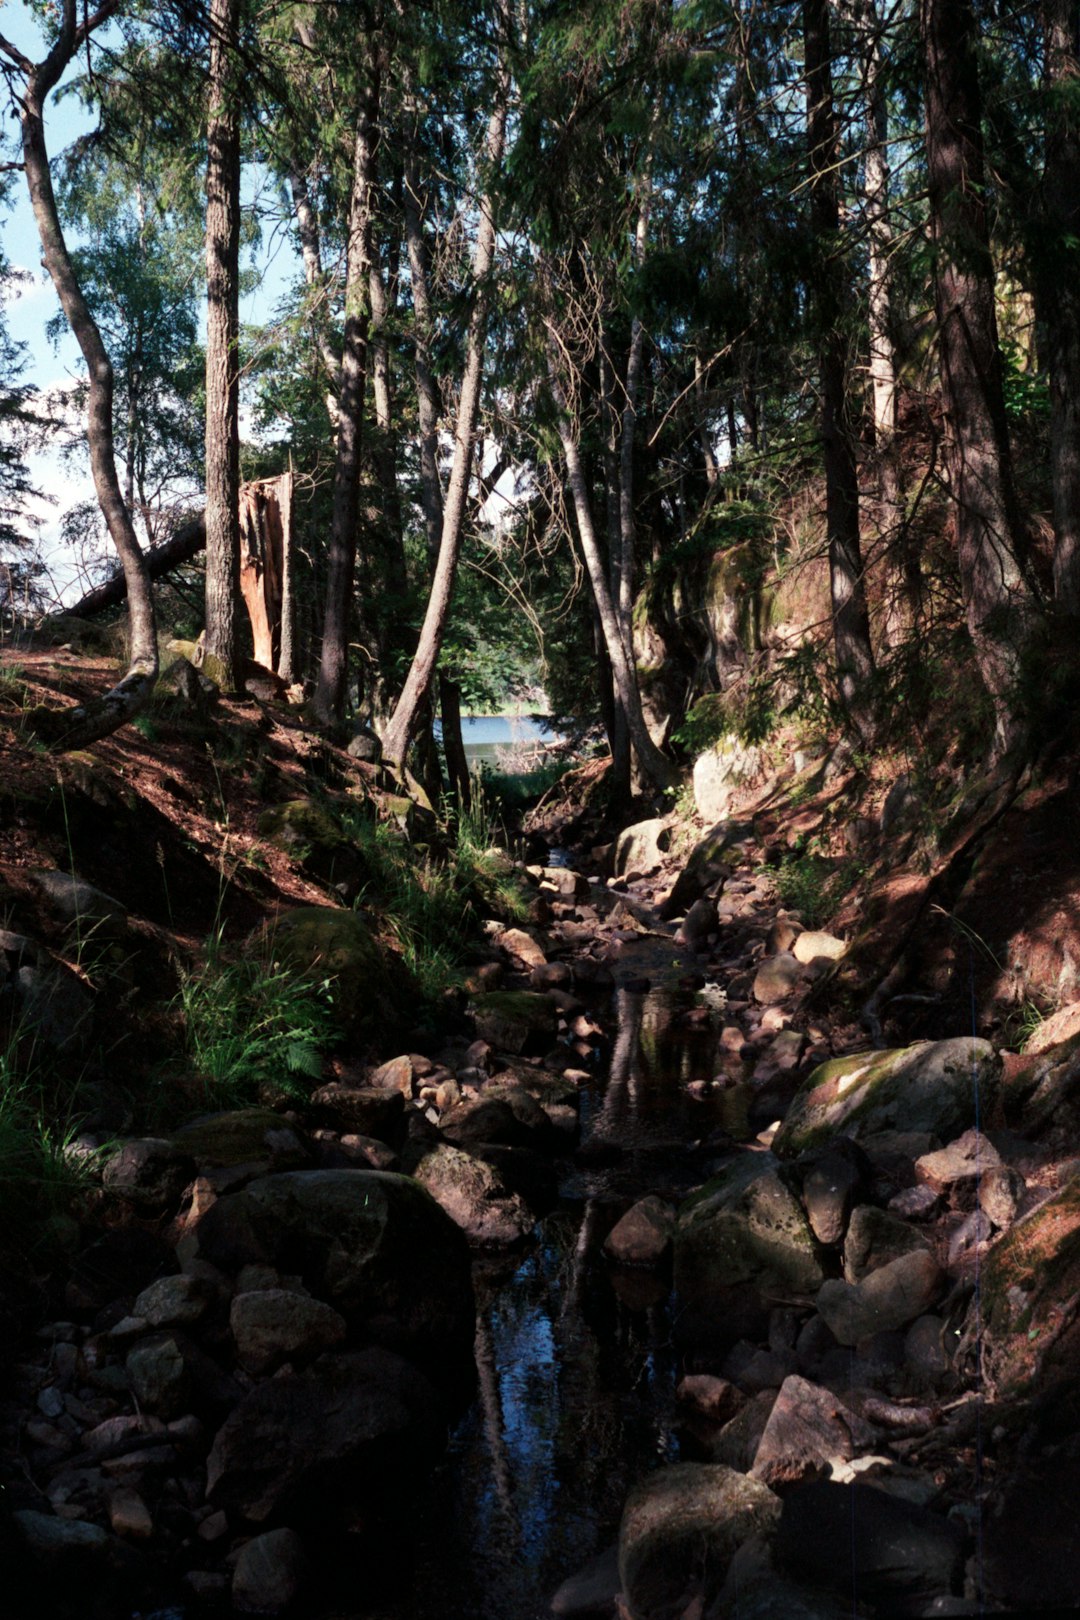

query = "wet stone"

[
  {"left": 978, "top": 1163, "right": 1026, "bottom": 1229},
  {"left": 603, "top": 1196, "right": 676, "bottom": 1268},
  {"left": 232, "top": 1526, "right": 308, "bottom": 1615}
]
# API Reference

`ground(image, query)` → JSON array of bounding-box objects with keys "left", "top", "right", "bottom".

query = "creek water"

[{"left": 342, "top": 985, "right": 752, "bottom": 1620}]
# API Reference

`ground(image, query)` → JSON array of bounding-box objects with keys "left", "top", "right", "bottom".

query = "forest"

[{"left": 2, "top": 1, "right": 1080, "bottom": 1618}]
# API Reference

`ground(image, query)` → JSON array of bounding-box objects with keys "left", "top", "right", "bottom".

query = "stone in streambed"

[
  {"left": 410, "top": 1143, "right": 535, "bottom": 1247},
  {"left": 795, "top": 1138, "right": 871, "bottom": 1247},
  {"left": 792, "top": 931, "right": 846, "bottom": 965},
  {"left": 773, "top": 1039, "right": 1002, "bottom": 1158},
  {"left": 470, "top": 991, "right": 557, "bottom": 1054},
  {"left": 172, "top": 1108, "right": 310, "bottom": 1172},
  {"left": 752, "top": 954, "right": 804, "bottom": 1006},
  {"left": 816, "top": 1249, "right": 944, "bottom": 1346},
  {"left": 915, "top": 1128, "right": 1002, "bottom": 1209},
  {"left": 618, "top": 1462, "right": 781, "bottom": 1620},
  {"left": 550, "top": 1542, "right": 621, "bottom": 1617},
  {"left": 230, "top": 1289, "right": 346, "bottom": 1375},
  {"left": 603, "top": 1196, "right": 676, "bottom": 1268},
  {"left": 206, "top": 1348, "right": 443, "bottom": 1524},
  {"left": 749, "top": 1375, "right": 875, "bottom": 1488},
  {"left": 843, "top": 1204, "right": 932, "bottom": 1283},
  {"left": 232, "top": 1527, "right": 308, "bottom": 1615},
  {"left": 493, "top": 926, "right": 548, "bottom": 970}
]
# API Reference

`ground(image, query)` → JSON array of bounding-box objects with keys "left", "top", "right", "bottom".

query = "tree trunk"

[
  {"left": 599, "top": 344, "right": 632, "bottom": 800},
  {"left": 288, "top": 165, "right": 341, "bottom": 423},
  {"left": 805, "top": 0, "right": 876, "bottom": 739},
  {"left": 921, "top": 0, "right": 1035, "bottom": 752},
  {"left": 544, "top": 328, "right": 675, "bottom": 795},
  {"left": 2, "top": 6, "right": 158, "bottom": 748},
  {"left": 381, "top": 29, "right": 511, "bottom": 769},
  {"left": 203, "top": 0, "right": 242, "bottom": 692},
  {"left": 313, "top": 51, "right": 380, "bottom": 732},
  {"left": 1041, "top": 0, "right": 1080, "bottom": 614}
]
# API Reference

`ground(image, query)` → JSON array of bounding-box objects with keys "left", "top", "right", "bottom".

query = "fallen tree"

[{"left": 57, "top": 513, "right": 206, "bottom": 620}]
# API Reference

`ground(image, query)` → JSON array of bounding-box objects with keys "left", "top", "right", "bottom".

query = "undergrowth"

[
  {"left": 770, "top": 841, "right": 864, "bottom": 930},
  {"left": 0, "top": 1031, "right": 98, "bottom": 1271}
]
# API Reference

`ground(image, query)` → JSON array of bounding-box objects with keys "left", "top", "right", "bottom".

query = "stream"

[{"left": 326, "top": 984, "right": 752, "bottom": 1620}]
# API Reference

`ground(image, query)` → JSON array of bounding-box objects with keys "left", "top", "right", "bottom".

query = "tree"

[
  {"left": 203, "top": 0, "right": 243, "bottom": 689},
  {"left": 921, "top": 0, "right": 1036, "bottom": 753},
  {"left": 0, "top": 1, "right": 158, "bottom": 747}
]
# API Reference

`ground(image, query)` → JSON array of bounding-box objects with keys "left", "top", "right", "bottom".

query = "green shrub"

[
  {"left": 177, "top": 932, "right": 339, "bottom": 1110},
  {"left": 0, "top": 1035, "right": 95, "bottom": 1269},
  {"left": 770, "top": 844, "right": 864, "bottom": 930}
]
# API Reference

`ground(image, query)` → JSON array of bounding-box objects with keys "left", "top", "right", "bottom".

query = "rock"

[
  {"left": 675, "top": 1156, "right": 826, "bottom": 1328},
  {"left": 439, "top": 1094, "right": 533, "bottom": 1150},
  {"left": 978, "top": 1163, "right": 1025, "bottom": 1229},
  {"left": 692, "top": 737, "right": 762, "bottom": 824},
  {"left": 550, "top": 1541, "right": 620, "bottom": 1617},
  {"left": 749, "top": 1375, "right": 875, "bottom": 1488},
  {"left": 706, "top": 1392, "right": 779, "bottom": 1471},
  {"left": 410, "top": 1143, "right": 535, "bottom": 1246},
  {"left": 107, "top": 1486, "right": 152, "bottom": 1541},
  {"left": 339, "top": 1134, "right": 399, "bottom": 1171},
  {"left": 614, "top": 818, "right": 672, "bottom": 879},
  {"left": 125, "top": 1333, "right": 206, "bottom": 1419},
  {"left": 493, "top": 926, "right": 548, "bottom": 969},
  {"left": 529, "top": 961, "right": 573, "bottom": 990},
  {"left": 132, "top": 1273, "right": 212, "bottom": 1329},
  {"left": 256, "top": 799, "right": 367, "bottom": 896},
  {"left": 791, "top": 931, "right": 846, "bottom": 966},
  {"left": 843, "top": 1205, "right": 931, "bottom": 1283},
  {"left": 66, "top": 1228, "right": 177, "bottom": 1313},
  {"left": 13, "top": 1508, "right": 110, "bottom": 1562},
  {"left": 774, "top": 1481, "right": 966, "bottom": 1612},
  {"left": 206, "top": 1348, "right": 444, "bottom": 1522},
  {"left": 796, "top": 1139, "right": 871, "bottom": 1246},
  {"left": 618, "top": 1462, "right": 780, "bottom": 1620},
  {"left": 752, "top": 953, "right": 804, "bottom": 1005},
  {"left": 190, "top": 1169, "right": 474, "bottom": 1396},
  {"left": 258, "top": 906, "right": 413, "bottom": 1044},
  {"left": 1, "top": 929, "right": 95, "bottom": 1053},
  {"left": 347, "top": 727, "right": 382, "bottom": 763},
  {"left": 888, "top": 1184, "right": 941, "bottom": 1221},
  {"left": 367, "top": 1054, "right": 417, "bottom": 1097},
  {"left": 904, "top": 1315, "right": 953, "bottom": 1387},
  {"left": 308, "top": 1085, "right": 405, "bottom": 1142},
  {"left": 714, "top": 1537, "right": 854, "bottom": 1619},
  {"left": 676, "top": 898, "right": 718, "bottom": 952},
  {"left": 232, "top": 1527, "right": 308, "bottom": 1615},
  {"left": 815, "top": 1249, "right": 944, "bottom": 1346},
  {"left": 470, "top": 991, "right": 558, "bottom": 1054},
  {"left": 230, "top": 1289, "right": 346, "bottom": 1374},
  {"left": 29, "top": 869, "right": 127, "bottom": 934},
  {"left": 773, "top": 1039, "right": 1002, "bottom": 1158},
  {"left": 173, "top": 1109, "right": 310, "bottom": 1172},
  {"left": 675, "top": 1374, "right": 743, "bottom": 1424},
  {"left": 914, "top": 1129, "right": 1002, "bottom": 1209},
  {"left": 946, "top": 1208, "right": 992, "bottom": 1267},
  {"left": 102, "top": 1138, "right": 195, "bottom": 1212},
  {"left": 1024, "top": 999, "right": 1080, "bottom": 1056},
  {"left": 604, "top": 1196, "right": 676, "bottom": 1268}
]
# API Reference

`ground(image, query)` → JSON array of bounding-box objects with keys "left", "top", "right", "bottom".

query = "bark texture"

[
  {"left": 203, "top": 0, "right": 243, "bottom": 691},
  {"left": 921, "top": 0, "right": 1034, "bottom": 750},
  {"left": 1041, "top": 0, "right": 1080, "bottom": 614},
  {"left": 805, "top": 0, "right": 876, "bottom": 738}
]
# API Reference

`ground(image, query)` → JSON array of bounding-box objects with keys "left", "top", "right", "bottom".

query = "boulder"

[
  {"left": 675, "top": 898, "right": 718, "bottom": 953},
  {"left": 232, "top": 1527, "right": 308, "bottom": 1615},
  {"left": 618, "top": 1463, "right": 781, "bottom": 1620},
  {"left": 550, "top": 1542, "right": 620, "bottom": 1618},
  {"left": 815, "top": 1249, "right": 944, "bottom": 1346},
  {"left": 410, "top": 1143, "right": 535, "bottom": 1246},
  {"left": 438, "top": 1095, "right": 533, "bottom": 1150},
  {"left": 675, "top": 1157, "right": 826, "bottom": 1325},
  {"left": 1, "top": 929, "right": 95, "bottom": 1053},
  {"left": 132, "top": 1274, "right": 212, "bottom": 1330},
  {"left": 256, "top": 799, "right": 368, "bottom": 896},
  {"left": 367, "top": 1055, "right": 417, "bottom": 1098},
  {"left": 843, "top": 1205, "right": 931, "bottom": 1283},
  {"left": 257, "top": 907, "right": 413, "bottom": 1044},
  {"left": 914, "top": 1129, "right": 1002, "bottom": 1209},
  {"left": 604, "top": 1196, "right": 676, "bottom": 1268},
  {"left": 172, "top": 1109, "right": 310, "bottom": 1172},
  {"left": 791, "top": 931, "right": 845, "bottom": 966},
  {"left": 493, "top": 926, "right": 548, "bottom": 970},
  {"left": 190, "top": 1169, "right": 474, "bottom": 1396},
  {"left": 470, "top": 991, "right": 558, "bottom": 1054},
  {"left": 230, "top": 1289, "right": 346, "bottom": 1374},
  {"left": 28, "top": 869, "right": 127, "bottom": 934},
  {"left": 749, "top": 1375, "right": 875, "bottom": 1488},
  {"left": 102, "top": 1138, "right": 195, "bottom": 1212},
  {"left": 206, "top": 1348, "right": 444, "bottom": 1523},
  {"left": 752, "top": 954, "right": 804, "bottom": 1006},
  {"left": 774, "top": 1481, "right": 966, "bottom": 1613},
  {"left": 978, "top": 1163, "right": 1026, "bottom": 1229},
  {"left": 692, "top": 737, "right": 762, "bottom": 825},
  {"left": 795, "top": 1139, "right": 871, "bottom": 1247},
  {"left": 308, "top": 1085, "right": 405, "bottom": 1142},
  {"left": 772, "top": 1039, "right": 1002, "bottom": 1158},
  {"left": 614, "top": 818, "right": 672, "bottom": 879}
]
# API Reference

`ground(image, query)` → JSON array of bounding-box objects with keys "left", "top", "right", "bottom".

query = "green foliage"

[
  {"left": 1000, "top": 342, "right": 1049, "bottom": 424},
  {"left": 177, "top": 932, "right": 339, "bottom": 1111},
  {"left": 0, "top": 663, "right": 29, "bottom": 709},
  {"left": 476, "top": 757, "right": 576, "bottom": 822},
  {"left": 769, "top": 841, "right": 864, "bottom": 930},
  {"left": 0, "top": 1033, "right": 96, "bottom": 1270}
]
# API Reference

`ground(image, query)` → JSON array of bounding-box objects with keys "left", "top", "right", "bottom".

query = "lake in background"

[{"left": 442, "top": 715, "right": 559, "bottom": 769}]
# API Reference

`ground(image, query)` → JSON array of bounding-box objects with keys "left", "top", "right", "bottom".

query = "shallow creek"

[{"left": 353, "top": 985, "right": 753, "bottom": 1620}]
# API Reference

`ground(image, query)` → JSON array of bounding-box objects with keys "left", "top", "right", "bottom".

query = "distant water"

[{"left": 437, "top": 714, "right": 558, "bottom": 768}]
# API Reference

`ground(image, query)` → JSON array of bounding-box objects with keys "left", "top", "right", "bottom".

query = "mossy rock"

[
  {"left": 675, "top": 1155, "right": 826, "bottom": 1308},
  {"left": 172, "top": 1108, "right": 311, "bottom": 1172},
  {"left": 975, "top": 1169, "right": 1080, "bottom": 1400},
  {"left": 659, "top": 820, "right": 753, "bottom": 918},
  {"left": 258, "top": 906, "right": 414, "bottom": 1045},
  {"left": 470, "top": 990, "right": 558, "bottom": 1055},
  {"left": 257, "top": 799, "right": 373, "bottom": 899},
  {"left": 772, "top": 1038, "right": 1002, "bottom": 1159}
]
